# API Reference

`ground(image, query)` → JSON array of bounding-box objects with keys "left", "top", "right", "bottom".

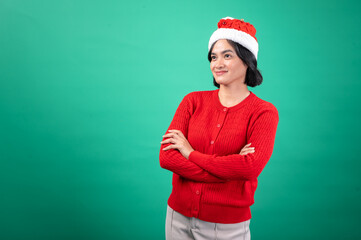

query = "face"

[{"left": 210, "top": 39, "right": 248, "bottom": 87}]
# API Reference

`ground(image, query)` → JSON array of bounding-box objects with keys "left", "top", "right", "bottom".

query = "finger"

[
  {"left": 168, "top": 129, "right": 181, "bottom": 132},
  {"left": 160, "top": 139, "right": 174, "bottom": 144},
  {"left": 240, "top": 149, "right": 255, "bottom": 154},
  {"left": 244, "top": 143, "right": 252, "bottom": 147},
  {"left": 240, "top": 150, "right": 251, "bottom": 155},
  {"left": 162, "top": 146, "right": 171, "bottom": 151},
  {"left": 168, "top": 130, "right": 183, "bottom": 136},
  {"left": 162, "top": 145, "right": 177, "bottom": 151},
  {"left": 244, "top": 148, "right": 255, "bottom": 152},
  {"left": 162, "top": 133, "right": 177, "bottom": 139},
  {"left": 164, "top": 133, "right": 181, "bottom": 140},
  {"left": 242, "top": 146, "right": 254, "bottom": 149},
  {"left": 240, "top": 150, "right": 255, "bottom": 155},
  {"left": 169, "top": 130, "right": 184, "bottom": 137},
  {"left": 241, "top": 146, "right": 255, "bottom": 151},
  {"left": 240, "top": 152, "right": 254, "bottom": 156}
]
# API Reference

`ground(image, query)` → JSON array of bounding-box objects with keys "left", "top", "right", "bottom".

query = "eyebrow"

[{"left": 211, "top": 49, "right": 234, "bottom": 55}]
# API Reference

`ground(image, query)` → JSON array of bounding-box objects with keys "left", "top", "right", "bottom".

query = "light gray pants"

[{"left": 166, "top": 205, "right": 251, "bottom": 240}]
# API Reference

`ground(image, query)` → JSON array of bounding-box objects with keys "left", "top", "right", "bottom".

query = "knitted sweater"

[{"left": 159, "top": 89, "right": 279, "bottom": 224}]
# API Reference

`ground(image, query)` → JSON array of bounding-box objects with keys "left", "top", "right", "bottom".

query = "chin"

[
  {"left": 214, "top": 77, "right": 223, "bottom": 83},
  {"left": 215, "top": 79, "right": 228, "bottom": 86}
]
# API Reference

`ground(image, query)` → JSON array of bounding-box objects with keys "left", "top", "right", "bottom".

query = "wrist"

[{"left": 183, "top": 149, "right": 193, "bottom": 160}]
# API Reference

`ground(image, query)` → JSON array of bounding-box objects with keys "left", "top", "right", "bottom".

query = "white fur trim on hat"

[{"left": 208, "top": 28, "right": 259, "bottom": 60}]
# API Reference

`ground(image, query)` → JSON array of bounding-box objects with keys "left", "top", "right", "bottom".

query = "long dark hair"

[{"left": 208, "top": 39, "right": 263, "bottom": 88}]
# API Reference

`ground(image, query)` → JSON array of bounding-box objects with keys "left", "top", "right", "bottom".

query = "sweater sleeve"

[
  {"left": 188, "top": 105, "right": 279, "bottom": 181},
  {"left": 159, "top": 93, "right": 226, "bottom": 183}
]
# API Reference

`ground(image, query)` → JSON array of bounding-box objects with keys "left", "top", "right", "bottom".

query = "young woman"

[{"left": 159, "top": 17, "right": 279, "bottom": 240}]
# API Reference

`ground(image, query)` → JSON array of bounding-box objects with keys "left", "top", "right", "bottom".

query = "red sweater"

[{"left": 159, "top": 89, "right": 279, "bottom": 223}]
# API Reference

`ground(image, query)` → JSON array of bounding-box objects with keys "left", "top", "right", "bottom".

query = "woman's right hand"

[{"left": 239, "top": 143, "right": 255, "bottom": 155}]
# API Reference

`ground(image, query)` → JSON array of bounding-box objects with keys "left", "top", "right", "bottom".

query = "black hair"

[{"left": 207, "top": 39, "right": 263, "bottom": 88}]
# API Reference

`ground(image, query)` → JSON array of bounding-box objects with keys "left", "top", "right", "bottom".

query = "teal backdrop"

[{"left": 1, "top": 0, "right": 360, "bottom": 239}]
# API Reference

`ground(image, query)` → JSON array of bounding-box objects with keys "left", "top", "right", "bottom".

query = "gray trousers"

[{"left": 166, "top": 205, "right": 251, "bottom": 240}]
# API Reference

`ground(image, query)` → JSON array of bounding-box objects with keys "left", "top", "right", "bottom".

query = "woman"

[{"left": 159, "top": 17, "right": 279, "bottom": 240}]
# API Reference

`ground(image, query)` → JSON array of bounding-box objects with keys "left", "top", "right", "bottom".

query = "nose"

[{"left": 214, "top": 58, "right": 225, "bottom": 69}]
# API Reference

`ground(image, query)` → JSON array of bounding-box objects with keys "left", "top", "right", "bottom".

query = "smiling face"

[{"left": 210, "top": 39, "right": 248, "bottom": 87}]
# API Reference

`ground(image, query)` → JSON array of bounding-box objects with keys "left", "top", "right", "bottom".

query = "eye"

[
  {"left": 211, "top": 55, "right": 217, "bottom": 61},
  {"left": 225, "top": 54, "right": 232, "bottom": 59}
]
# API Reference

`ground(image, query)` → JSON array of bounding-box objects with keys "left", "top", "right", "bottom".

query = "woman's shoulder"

[
  {"left": 183, "top": 89, "right": 216, "bottom": 102},
  {"left": 250, "top": 92, "right": 279, "bottom": 114}
]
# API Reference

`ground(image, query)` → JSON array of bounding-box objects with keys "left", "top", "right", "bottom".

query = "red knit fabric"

[{"left": 159, "top": 89, "right": 279, "bottom": 224}]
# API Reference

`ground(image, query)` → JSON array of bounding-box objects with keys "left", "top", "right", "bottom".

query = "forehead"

[{"left": 211, "top": 39, "right": 235, "bottom": 53}]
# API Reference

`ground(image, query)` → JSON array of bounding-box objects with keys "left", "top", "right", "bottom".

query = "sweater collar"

[{"left": 213, "top": 89, "right": 255, "bottom": 113}]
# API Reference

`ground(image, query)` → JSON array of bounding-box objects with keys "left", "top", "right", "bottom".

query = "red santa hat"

[{"left": 208, "top": 17, "right": 259, "bottom": 60}]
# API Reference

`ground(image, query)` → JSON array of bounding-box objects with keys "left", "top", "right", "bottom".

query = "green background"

[{"left": 1, "top": 0, "right": 360, "bottom": 239}]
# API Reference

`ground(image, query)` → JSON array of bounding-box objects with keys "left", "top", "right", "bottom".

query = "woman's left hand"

[{"left": 161, "top": 129, "right": 194, "bottom": 159}]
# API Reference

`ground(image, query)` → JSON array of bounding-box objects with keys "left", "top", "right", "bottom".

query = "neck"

[{"left": 218, "top": 84, "right": 250, "bottom": 108}]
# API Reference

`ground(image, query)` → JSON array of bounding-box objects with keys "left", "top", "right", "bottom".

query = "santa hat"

[{"left": 208, "top": 17, "right": 259, "bottom": 60}]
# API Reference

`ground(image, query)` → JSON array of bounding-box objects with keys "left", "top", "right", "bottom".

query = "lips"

[{"left": 215, "top": 71, "right": 227, "bottom": 76}]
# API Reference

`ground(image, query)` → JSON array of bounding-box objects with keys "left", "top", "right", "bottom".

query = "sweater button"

[
  {"left": 196, "top": 190, "right": 200, "bottom": 195},
  {"left": 223, "top": 108, "right": 227, "bottom": 112},
  {"left": 210, "top": 140, "right": 214, "bottom": 144},
  {"left": 217, "top": 124, "right": 221, "bottom": 127}
]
